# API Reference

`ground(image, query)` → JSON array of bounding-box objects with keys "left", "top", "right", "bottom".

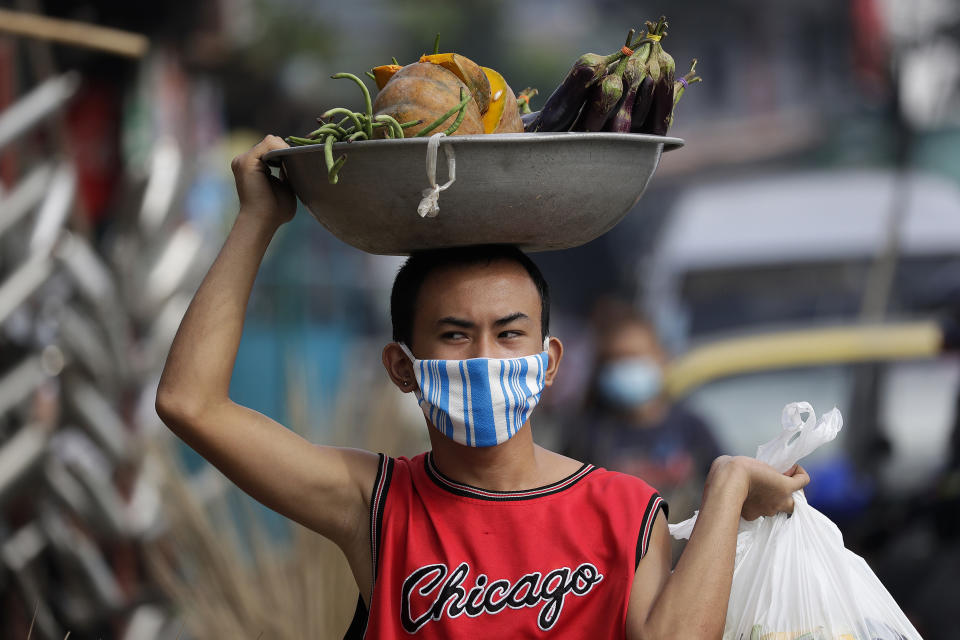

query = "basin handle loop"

[{"left": 417, "top": 132, "right": 456, "bottom": 218}]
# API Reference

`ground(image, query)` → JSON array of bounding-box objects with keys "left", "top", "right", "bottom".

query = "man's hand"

[
  {"left": 709, "top": 455, "right": 810, "bottom": 521},
  {"left": 230, "top": 135, "right": 296, "bottom": 225}
]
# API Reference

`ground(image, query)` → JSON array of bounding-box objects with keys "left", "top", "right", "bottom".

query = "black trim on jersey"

[
  {"left": 635, "top": 493, "right": 669, "bottom": 567},
  {"left": 343, "top": 454, "right": 394, "bottom": 640},
  {"left": 342, "top": 596, "right": 368, "bottom": 640},
  {"left": 372, "top": 455, "right": 395, "bottom": 583},
  {"left": 424, "top": 452, "right": 596, "bottom": 502}
]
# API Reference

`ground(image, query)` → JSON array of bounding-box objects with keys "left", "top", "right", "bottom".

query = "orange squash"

[
  {"left": 419, "top": 53, "right": 491, "bottom": 115},
  {"left": 372, "top": 64, "right": 402, "bottom": 90},
  {"left": 372, "top": 63, "right": 484, "bottom": 138},
  {"left": 481, "top": 67, "right": 523, "bottom": 134}
]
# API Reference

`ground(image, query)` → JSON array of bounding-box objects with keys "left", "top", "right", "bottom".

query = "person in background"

[{"left": 568, "top": 300, "right": 723, "bottom": 519}]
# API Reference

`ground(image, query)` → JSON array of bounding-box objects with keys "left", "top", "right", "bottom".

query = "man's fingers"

[
  {"left": 232, "top": 135, "right": 289, "bottom": 175},
  {"left": 791, "top": 465, "right": 810, "bottom": 489},
  {"left": 253, "top": 134, "right": 289, "bottom": 155},
  {"left": 784, "top": 494, "right": 795, "bottom": 515}
]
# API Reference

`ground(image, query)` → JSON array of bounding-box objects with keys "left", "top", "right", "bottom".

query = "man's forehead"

[
  {"left": 416, "top": 259, "right": 540, "bottom": 319},
  {"left": 602, "top": 322, "right": 661, "bottom": 358}
]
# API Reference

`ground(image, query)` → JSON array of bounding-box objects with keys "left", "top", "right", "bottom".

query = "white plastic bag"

[{"left": 670, "top": 402, "right": 923, "bottom": 640}]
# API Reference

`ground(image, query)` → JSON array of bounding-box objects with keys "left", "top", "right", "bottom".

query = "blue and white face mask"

[{"left": 400, "top": 340, "right": 550, "bottom": 447}]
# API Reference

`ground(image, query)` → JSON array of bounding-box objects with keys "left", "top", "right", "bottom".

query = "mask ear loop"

[
  {"left": 397, "top": 344, "right": 422, "bottom": 395},
  {"left": 398, "top": 343, "right": 417, "bottom": 363}
]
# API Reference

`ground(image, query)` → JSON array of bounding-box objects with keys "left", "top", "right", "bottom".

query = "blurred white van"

[
  {"left": 641, "top": 169, "right": 960, "bottom": 500},
  {"left": 643, "top": 169, "right": 960, "bottom": 351}
]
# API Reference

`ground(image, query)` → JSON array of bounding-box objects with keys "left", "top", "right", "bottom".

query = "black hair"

[{"left": 390, "top": 245, "right": 550, "bottom": 346}]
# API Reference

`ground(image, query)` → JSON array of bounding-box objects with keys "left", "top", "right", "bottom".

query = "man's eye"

[
  {"left": 442, "top": 332, "right": 467, "bottom": 340},
  {"left": 499, "top": 330, "right": 522, "bottom": 339}
]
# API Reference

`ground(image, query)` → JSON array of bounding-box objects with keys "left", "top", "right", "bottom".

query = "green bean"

[
  {"left": 329, "top": 154, "right": 347, "bottom": 183},
  {"left": 324, "top": 135, "right": 339, "bottom": 184},
  {"left": 318, "top": 115, "right": 353, "bottom": 131},
  {"left": 322, "top": 135, "right": 348, "bottom": 184},
  {"left": 307, "top": 123, "right": 345, "bottom": 139},
  {"left": 365, "top": 71, "right": 376, "bottom": 81},
  {"left": 320, "top": 107, "right": 364, "bottom": 135},
  {"left": 369, "top": 121, "right": 394, "bottom": 138},
  {"left": 286, "top": 136, "right": 322, "bottom": 146},
  {"left": 370, "top": 119, "right": 421, "bottom": 130},
  {"left": 442, "top": 90, "right": 470, "bottom": 135},
  {"left": 375, "top": 114, "right": 405, "bottom": 139},
  {"left": 330, "top": 73, "right": 373, "bottom": 138},
  {"left": 415, "top": 89, "right": 471, "bottom": 137},
  {"left": 347, "top": 130, "right": 368, "bottom": 142},
  {"left": 391, "top": 56, "right": 399, "bottom": 65}
]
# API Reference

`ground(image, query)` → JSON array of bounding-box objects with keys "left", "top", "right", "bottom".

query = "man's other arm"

[{"left": 626, "top": 456, "right": 809, "bottom": 639}]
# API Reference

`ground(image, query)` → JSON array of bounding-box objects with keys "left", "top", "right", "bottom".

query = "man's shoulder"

[
  {"left": 386, "top": 450, "right": 428, "bottom": 466},
  {"left": 587, "top": 465, "right": 661, "bottom": 497},
  {"left": 534, "top": 445, "right": 662, "bottom": 500}
]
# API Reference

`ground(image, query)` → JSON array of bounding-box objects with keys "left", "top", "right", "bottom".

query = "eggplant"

[
  {"left": 606, "top": 53, "right": 648, "bottom": 132},
  {"left": 535, "top": 45, "right": 640, "bottom": 132},
  {"left": 640, "top": 38, "right": 676, "bottom": 135},
  {"left": 606, "top": 88, "right": 636, "bottom": 133},
  {"left": 629, "top": 76, "right": 655, "bottom": 132},
  {"left": 639, "top": 79, "right": 674, "bottom": 135},
  {"left": 521, "top": 110, "right": 542, "bottom": 132},
  {"left": 575, "top": 60, "right": 628, "bottom": 131},
  {"left": 535, "top": 54, "right": 603, "bottom": 131}
]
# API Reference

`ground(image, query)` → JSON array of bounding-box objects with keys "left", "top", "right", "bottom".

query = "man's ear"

[
  {"left": 382, "top": 342, "right": 418, "bottom": 393},
  {"left": 543, "top": 336, "right": 564, "bottom": 387}
]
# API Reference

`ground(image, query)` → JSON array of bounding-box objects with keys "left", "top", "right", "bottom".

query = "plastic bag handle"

[{"left": 756, "top": 402, "right": 843, "bottom": 473}]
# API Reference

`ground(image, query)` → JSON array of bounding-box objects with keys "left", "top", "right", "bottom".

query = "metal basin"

[{"left": 264, "top": 132, "right": 683, "bottom": 255}]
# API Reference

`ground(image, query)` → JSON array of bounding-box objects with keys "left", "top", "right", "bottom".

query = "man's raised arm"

[{"left": 155, "top": 136, "right": 379, "bottom": 575}]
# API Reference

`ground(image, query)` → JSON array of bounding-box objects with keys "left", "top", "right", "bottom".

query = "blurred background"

[{"left": 0, "top": 0, "right": 958, "bottom": 638}]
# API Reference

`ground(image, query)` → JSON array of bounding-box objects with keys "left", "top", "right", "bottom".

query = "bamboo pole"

[{"left": 0, "top": 9, "right": 148, "bottom": 58}]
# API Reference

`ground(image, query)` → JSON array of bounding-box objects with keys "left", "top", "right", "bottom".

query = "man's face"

[
  {"left": 599, "top": 322, "right": 666, "bottom": 368},
  {"left": 409, "top": 259, "right": 543, "bottom": 361}
]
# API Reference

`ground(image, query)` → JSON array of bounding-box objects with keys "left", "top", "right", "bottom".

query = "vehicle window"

[
  {"left": 680, "top": 262, "right": 869, "bottom": 338},
  {"left": 877, "top": 358, "right": 960, "bottom": 494},
  {"left": 682, "top": 366, "right": 853, "bottom": 461},
  {"left": 677, "top": 255, "right": 960, "bottom": 339}
]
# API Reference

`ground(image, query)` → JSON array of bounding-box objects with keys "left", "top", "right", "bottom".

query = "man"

[
  {"left": 571, "top": 305, "right": 723, "bottom": 520},
  {"left": 156, "top": 136, "right": 808, "bottom": 638}
]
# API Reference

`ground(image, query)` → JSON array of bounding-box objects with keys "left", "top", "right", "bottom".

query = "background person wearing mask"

[{"left": 567, "top": 301, "right": 723, "bottom": 521}]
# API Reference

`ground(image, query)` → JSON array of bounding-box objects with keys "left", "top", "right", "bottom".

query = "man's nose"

[{"left": 469, "top": 334, "right": 497, "bottom": 359}]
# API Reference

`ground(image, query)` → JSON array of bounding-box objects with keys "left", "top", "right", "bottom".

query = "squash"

[
  {"left": 372, "top": 62, "right": 484, "bottom": 138},
  {"left": 481, "top": 67, "right": 524, "bottom": 134},
  {"left": 372, "top": 64, "right": 402, "bottom": 90},
  {"left": 419, "top": 53, "right": 491, "bottom": 115}
]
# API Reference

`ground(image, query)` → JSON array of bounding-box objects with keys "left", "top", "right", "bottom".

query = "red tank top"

[{"left": 346, "top": 452, "right": 666, "bottom": 638}]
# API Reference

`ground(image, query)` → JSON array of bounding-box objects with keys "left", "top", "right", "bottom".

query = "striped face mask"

[{"left": 399, "top": 341, "right": 550, "bottom": 447}]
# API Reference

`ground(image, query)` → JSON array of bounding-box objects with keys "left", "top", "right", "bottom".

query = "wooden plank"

[{"left": 0, "top": 8, "right": 148, "bottom": 58}]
